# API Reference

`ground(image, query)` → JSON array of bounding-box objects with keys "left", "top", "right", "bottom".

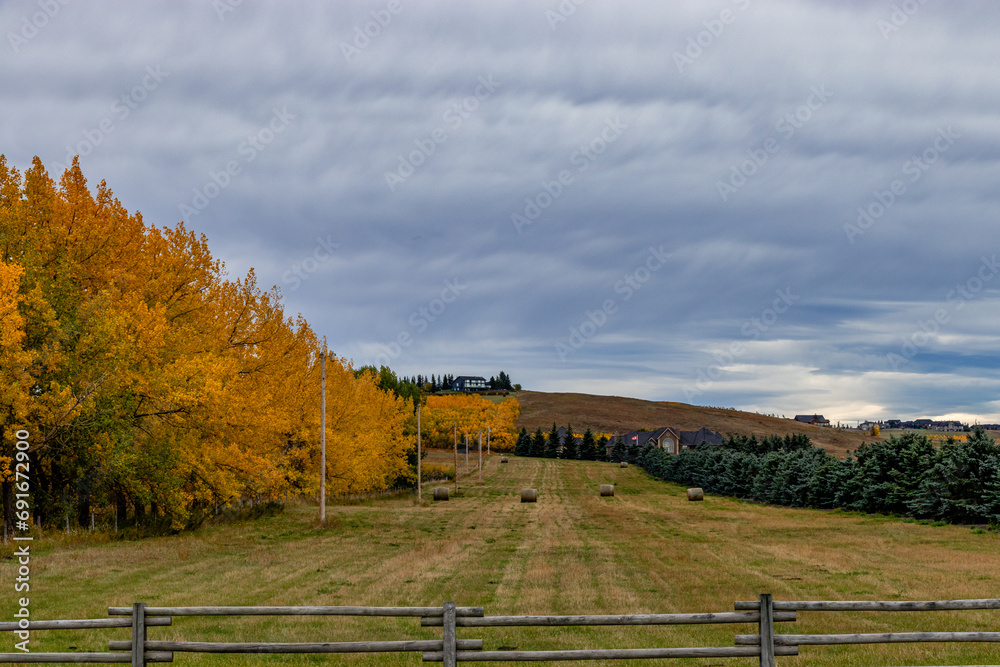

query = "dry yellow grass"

[{"left": 1, "top": 456, "right": 998, "bottom": 667}]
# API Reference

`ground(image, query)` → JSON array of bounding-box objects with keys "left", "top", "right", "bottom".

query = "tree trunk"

[
  {"left": 2, "top": 480, "right": 13, "bottom": 537},
  {"left": 115, "top": 489, "right": 127, "bottom": 526}
]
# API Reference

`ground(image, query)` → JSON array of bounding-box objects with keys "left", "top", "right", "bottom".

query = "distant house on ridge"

[
  {"left": 451, "top": 376, "right": 488, "bottom": 392},
  {"left": 794, "top": 414, "right": 830, "bottom": 426}
]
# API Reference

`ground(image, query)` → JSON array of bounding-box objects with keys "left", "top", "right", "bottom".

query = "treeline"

[
  {"left": 395, "top": 371, "right": 517, "bottom": 392},
  {"left": 514, "top": 425, "right": 610, "bottom": 461},
  {"left": 0, "top": 157, "right": 415, "bottom": 532},
  {"left": 626, "top": 429, "right": 1000, "bottom": 525}
]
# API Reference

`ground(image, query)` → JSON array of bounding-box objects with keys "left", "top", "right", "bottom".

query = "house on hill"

[
  {"left": 678, "top": 427, "right": 724, "bottom": 449},
  {"left": 620, "top": 427, "right": 681, "bottom": 454},
  {"left": 608, "top": 426, "right": 723, "bottom": 457},
  {"left": 794, "top": 414, "right": 830, "bottom": 426},
  {"left": 451, "top": 376, "right": 488, "bottom": 392}
]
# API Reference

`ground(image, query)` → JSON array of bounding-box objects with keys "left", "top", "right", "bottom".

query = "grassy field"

[{"left": 2, "top": 456, "right": 999, "bottom": 667}]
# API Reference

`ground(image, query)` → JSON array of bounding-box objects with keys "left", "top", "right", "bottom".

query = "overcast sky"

[{"left": 3, "top": 0, "right": 999, "bottom": 424}]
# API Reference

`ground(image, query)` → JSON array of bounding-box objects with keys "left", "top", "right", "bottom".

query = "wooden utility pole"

[
  {"left": 478, "top": 430, "right": 482, "bottom": 483},
  {"left": 417, "top": 404, "right": 422, "bottom": 501},
  {"left": 465, "top": 433, "right": 469, "bottom": 469},
  {"left": 453, "top": 424, "right": 458, "bottom": 495},
  {"left": 319, "top": 344, "right": 326, "bottom": 523},
  {"left": 487, "top": 426, "right": 490, "bottom": 455}
]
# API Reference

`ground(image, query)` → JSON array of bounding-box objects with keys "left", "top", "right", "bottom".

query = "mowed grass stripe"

[{"left": 2, "top": 455, "right": 999, "bottom": 667}]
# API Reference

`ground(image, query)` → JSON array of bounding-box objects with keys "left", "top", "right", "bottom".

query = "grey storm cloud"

[{"left": 2, "top": 0, "right": 999, "bottom": 423}]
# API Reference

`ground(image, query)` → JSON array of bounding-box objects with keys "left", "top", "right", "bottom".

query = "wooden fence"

[{"left": 1, "top": 596, "right": 997, "bottom": 666}]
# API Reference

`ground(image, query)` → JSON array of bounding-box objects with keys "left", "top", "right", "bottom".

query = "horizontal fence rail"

[
  {"left": 107, "top": 605, "right": 484, "bottom": 617},
  {"left": 109, "top": 640, "right": 484, "bottom": 654},
  {"left": 735, "top": 598, "right": 1000, "bottom": 611},
  {"left": 0, "top": 619, "right": 171, "bottom": 631},
  {"left": 421, "top": 611, "right": 796, "bottom": 627},
  {"left": 423, "top": 646, "right": 801, "bottom": 662},
  {"left": 737, "top": 632, "right": 1000, "bottom": 645},
  {"left": 0, "top": 653, "right": 173, "bottom": 664}
]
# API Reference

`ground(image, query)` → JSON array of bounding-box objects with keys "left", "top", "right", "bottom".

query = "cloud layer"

[{"left": 3, "top": 0, "right": 999, "bottom": 423}]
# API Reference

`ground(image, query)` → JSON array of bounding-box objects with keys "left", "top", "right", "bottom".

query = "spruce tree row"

[
  {"left": 625, "top": 428, "right": 1000, "bottom": 526},
  {"left": 513, "top": 425, "right": 609, "bottom": 461}
]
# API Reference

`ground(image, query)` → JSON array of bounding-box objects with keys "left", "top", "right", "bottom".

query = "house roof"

[
  {"left": 616, "top": 426, "right": 718, "bottom": 448},
  {"left": 678, "top": 427, "right": 724, "bottom": 446},
  {"left": 794, "top": 414, "right": 829, "bottom": 423},
  {"left": 453, "top": 376, "right": 487, "bottom": 382},
  {"left": 620, "top": 429, "right": 673, "bottom": 448}
]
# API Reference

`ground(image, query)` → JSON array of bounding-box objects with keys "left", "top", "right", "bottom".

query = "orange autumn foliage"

[
  {"left": 0, "top": 156, "right": 413, "bottom": 528},
  {"left": 421, "top": 393, "right": 520, "bottom": 452}
]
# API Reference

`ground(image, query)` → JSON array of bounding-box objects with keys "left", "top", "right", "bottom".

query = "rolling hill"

[{"left": 514, "top": 390, "right": 874, "bottom": 458}]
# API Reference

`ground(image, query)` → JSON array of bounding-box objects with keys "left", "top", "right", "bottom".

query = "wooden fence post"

[
  {"left": 759, "top": 593, "right": 774, "bottom": 667},
  {"left": 131, "top": 602, "right": 147, "bottom": 667},
  {"left": 442, "top": 601, "right": 457, "bottom": 667}
]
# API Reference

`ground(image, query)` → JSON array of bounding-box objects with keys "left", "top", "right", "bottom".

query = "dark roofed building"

[
  {"left": 794, "top": 414, "right": 830, "bottom": 425},
  {"left": 451, "top": 376, "right": 488, "bottom": 392},
  {"left": 678, "top": 427, "right": 724, "bottom": 449},
  {"left": 620, "top": 427, "right": 680, "bottom": 454}
]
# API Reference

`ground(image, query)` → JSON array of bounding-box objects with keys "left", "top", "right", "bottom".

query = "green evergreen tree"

[
  {"left": 581, "top": 428, "right": 596, "bottom": 461},
  {"left": 562, "top": 425, "right": 578, "bottom": 460},
  {"left": 544, "top": 423, "right": 561, "bottom": 458},
  {"left": 611, "top": 437, "right": 627, "bottom": 462},
  {"left": 529, "top": 427, "right": 545, "bottom": 457},
  {"left": 596, "top": 435, "right": 609, "bottom": 462},
  {"left": 514, "top": 427, "right": 530, "bottom": 456}
]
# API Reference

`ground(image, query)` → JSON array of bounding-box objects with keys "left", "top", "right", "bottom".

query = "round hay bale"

[
  {"left": 599, "top": 484, "right": 614, "bottom": 497},
  {"left": 620, "top": 461, "right": 628, "bottom": 469},
  {"left": 520, "top": 488, "right": 537, "bottom": 503},
  {"left": 687, "top": 487, "right": 704, "bottom": 501},
  {"left": 500, "top": 456, "right": 509, "bottom": 463},
  {"left": 433, "top": 487, "right": 450, "bottom": 501}
]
